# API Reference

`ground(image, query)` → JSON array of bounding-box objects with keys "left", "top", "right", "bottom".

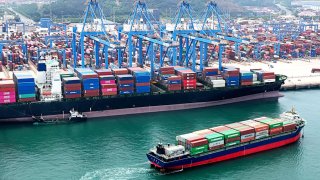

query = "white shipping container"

[
  {"left": 241, "top": 133, "right": 255, "bottom": 140},
  {"left": 212, "top": 84, "right": 226, "bottom": 88},
  {"left": 209, "top": 140, "right": 224, "bottom": 148},
  {"left": 255, "top": 130, "right": 269, "bottom": 139}
]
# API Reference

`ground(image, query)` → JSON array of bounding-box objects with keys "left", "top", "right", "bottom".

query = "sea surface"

[{"left": 0, "top": 90, "right": 319, "bottom": 180}]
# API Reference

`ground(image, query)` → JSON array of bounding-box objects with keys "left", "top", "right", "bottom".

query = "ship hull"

[
  {"left": 0, "top": 81, "right": 282, "bottom": 123},
  {"left": 147, "top": 126, "right": 303, "bottom": 171}
]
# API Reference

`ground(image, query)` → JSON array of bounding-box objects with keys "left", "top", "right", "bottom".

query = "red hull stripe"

[{"left": 168, "top": 133, "right": 301, "bottom": 170}]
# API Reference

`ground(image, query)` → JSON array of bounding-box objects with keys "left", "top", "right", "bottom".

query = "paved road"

[
  {"left": 275, "top": 3, "right": 293, "bottom": 16},
  {"left": 7, "top": 7, "right": 36, "bottom": 25}
]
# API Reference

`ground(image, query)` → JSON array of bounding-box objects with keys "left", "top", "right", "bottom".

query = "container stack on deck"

[
  {"left": 210, "top": 126, "right": 241, "bottom": 147},
  {"left": 240, "top": 71, "right": 254, "bottom": 86},
  {"left": 255, "top": 71, "right": 276, "bottom": 83},
  {"left": 176, "top": 133, "right": 208, "bottom": 156},
  {"left": 95, "top": 69, "right": 117, "bottom": 96},
  {"left": 116, "top": 74, "right": 134, "bottom": 95},
  {"left": 276, "top": 118, "right": 297, "bottom": 132},
  {"left": 128, "top": 67, "right": 151, "bottom": 94},
  {"left": 226, "top": 123, "right": 255, "bottom": 143},
  {"left": 202, "top": 67, "right": 225, "bottom": 88},
  {"left": 174, "top": 67, "right": 197, "bottom": 90},
  {"left": 0, "top": 80, "right": 16, "bottom": 104},
  {"left": 223, "top": 68, "right": 240, "bottom": 87},
  {"left": 193, "top": 129, "right": 225, "bottom": 151},
  {"left": 254, "top": 117, "right": 283, "bottom": 136},
  {"left": 159, "top": 67, "right": 182, "bottom": 91},
  {"left": 13, "top": 71, "right": 36, "bottom": 102},
  {"left": 240, "top": 120, "right": 269, "bottom": 139},
  {"left": 75, "top": 68, "right": 100, "bottom": 97},
  {"left": 62, "top": 77, "right": 81, "bottom": 99}
]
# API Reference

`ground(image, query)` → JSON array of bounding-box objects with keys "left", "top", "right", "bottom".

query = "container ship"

[
  {"left": 147, "top": 109, "right": 305, "bottom": 172},
  {"left": 0, "top": 61, "right": 286, "bottom": 123}
]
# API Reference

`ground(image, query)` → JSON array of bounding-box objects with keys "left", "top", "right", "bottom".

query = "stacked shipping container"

[
  {"left": 62, "top": 77, "right": 82, "bottom": 99},
  {"left": 175, "top": 67, "right": 197, "bottom": 90},
  {"left": 128, "top": 67, "right": 151, "bottom": 94},
  {"left": 210, "top": 126, "right": 241, "bottom": 147},
  {"left": 0, "top": 80, "right": 16, "bottom": 104},
  {"left": 75, "top": 68, "right": 100, "bottom": 97},
  {"left": 223, "top": 69, "right": 240, "bottom": 87},
  {"left": 159, "top": 67, "right": 182, "bottom": 91},
  {"left": 117, "top": 74, "right": 134, "bottom": 95},
  {"left": 240, "top": 71, "right": 254, "bottom": 86},
  {"left": 226, "top": 123, "right": 255, "bottom": 143},
  {"left": 254, "top": 117, "right": 284, "bottom": 136},
  {"left": 240, "top": 120, "right": 269, "bottom": 139},
  {"left": 95, "top": 69, "right": 117, "bottom": 96},
  {"left": 13, "top": 71, "right": 36, "bottom": 102}
]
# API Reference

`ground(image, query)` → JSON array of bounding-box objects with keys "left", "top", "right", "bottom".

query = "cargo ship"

[
  {"left": 147, "top": 109, "right": 305, "bottom": 172},
  {"left": 0, "top": 64, "right": 286, "bottom": 123}
]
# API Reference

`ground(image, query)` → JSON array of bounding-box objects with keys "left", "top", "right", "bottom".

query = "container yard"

[{"left": 1, "top": 0, "right": 320, "bottom": 179}]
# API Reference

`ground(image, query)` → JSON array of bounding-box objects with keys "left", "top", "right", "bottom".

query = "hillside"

[{"left": 12, "top": 0, "right": 278, "bottom": 23}]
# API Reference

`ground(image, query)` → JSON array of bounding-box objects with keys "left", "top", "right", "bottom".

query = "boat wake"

[{"left": 79, "top": 167, "right": 152, "bottom": 180}]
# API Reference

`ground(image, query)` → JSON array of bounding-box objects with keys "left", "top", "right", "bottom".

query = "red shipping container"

[
  {"left": 84, "top": 93, "right": 99, "bottom": 97},
  {"left": 84, "top": 90, "right": 99, "bottom": 94},
  {"left": 283, "top": 124, "right": 296, "bottom": 132},
  {"left": 95, "top": 69, "right": 113, "bottom": 76},
  {"left": 269, "top": 127, "right": 283, "bottom": 136},
  {"left": 118, "top": 87, "right": 134, "bottom": 91},
  {"left": 209, "top": 144, "right": 224, "bottom": 151},
  {"left": 241, "top": 137, "right": 255, "bottom": 143},
  {"left": 210, "top": 126, "right": 230, "bottom": 132},
  {"left": 241, "top": 82, "right": 253, "bottom": 86},
  {"left": 193, "top": 129, "right": 214, "bottom": 136},
  {"left": 183, "top": 86, "right": 196, "bottom": 90},
  {"left": 0, "top": 91, "right": 15, "bottom": 95},
  {"left": 189, "top": 139, "right": 208, "bottom": 147},
  {"left": 0, "top": 87, "right": 16, "bottom": 92},
  {"left": 101, "top": 84, "right": 117, "bottom": 88},
  {"left": 100, "top": 80, "right": 116, "bottom": 84},
  {"left": 167, "top": 76, "right": 181, "bottom": 81},
  {"left": 64, "top": 86, "right": 81, "bottom": 91},
  {"left": 102, "top": 88, "right": 117, "bottom": 92},
  {"left": 136, "top": 83, "right": 150, "bottom": 87},
  {"left": 64, "top": 84, "right": 81, "bottom": 89},
  {"left": 102, "top": 92, "right": 118, "bottom": 96},
  {"left": 225, "top": 136, "right": 241, "bottom": 143},
  {"left": 64, "top": 94, "right": 81, "bottom": 99},
  {"left": 80, "top": 74, "right": 99, "bottom": 79},
  {"left": 118, "top": 80, "right": 134, "bottom": 85},
  {"left": 19, "top": 98, "right": 36, "bottom": 102}
]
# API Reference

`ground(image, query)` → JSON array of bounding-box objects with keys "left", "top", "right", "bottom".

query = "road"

[
  {"left": 7, "top": 7, "right": 36, "bottom": 25},
  {"left": 275, "top": 3, "right": 293, "bottom": 16}
]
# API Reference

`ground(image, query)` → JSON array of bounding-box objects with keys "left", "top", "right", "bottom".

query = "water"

[{"left": 1, "top": 90, "right": 320, "bottom": 180}]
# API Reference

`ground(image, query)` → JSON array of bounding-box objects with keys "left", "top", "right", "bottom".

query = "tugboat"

[{"left": 32, "top": 109, "right": 87, "bottom": 125}]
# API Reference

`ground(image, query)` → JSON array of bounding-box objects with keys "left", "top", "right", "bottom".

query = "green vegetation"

[{"left": 11, "top": 0, "right": 290, "bottom": 23}]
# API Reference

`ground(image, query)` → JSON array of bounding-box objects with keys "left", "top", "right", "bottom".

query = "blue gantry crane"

[
  {"left": 122, "top": 1, "right": 178, "bottom": 75},
  {"left": 74, "top": 0, "right": 124, "bottom": 68}
]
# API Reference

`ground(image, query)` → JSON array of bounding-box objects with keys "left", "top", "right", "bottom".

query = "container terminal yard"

[
  {"left": 0, "top": 0, "right": 320, "bottom": 179},
  {"left": 0, "top": 0, "right": 319, "bottom": 123}
]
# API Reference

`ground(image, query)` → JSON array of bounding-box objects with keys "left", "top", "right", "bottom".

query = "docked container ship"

[
  {"left": 147, "top": 109, "right": 305, "bottom": 172},
  {"left": 0, "top": 65, "right": 286, "bottom": 123}
]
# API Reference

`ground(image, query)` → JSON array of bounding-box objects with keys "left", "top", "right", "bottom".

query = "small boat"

[{"left": 32, "top": 109, "right": 87, "bottom": 125}]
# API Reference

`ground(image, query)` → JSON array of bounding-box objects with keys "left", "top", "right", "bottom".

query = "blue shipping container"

[
  {"left": 119, "top": 90, "right": 134, "bottom": 95},
  {"left": 64, "top": 90, "right": 81, "bottom": 95},
  {"left": 118, "top": 84, "right": 134, "bottom": 88}
]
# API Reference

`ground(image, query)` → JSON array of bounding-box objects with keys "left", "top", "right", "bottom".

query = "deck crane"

[
  {"left": 74, "top": 0, "right": 125, "bottom": 68},
  {"left": 122, "top": 1, "right": 178, "bottom": 76}
]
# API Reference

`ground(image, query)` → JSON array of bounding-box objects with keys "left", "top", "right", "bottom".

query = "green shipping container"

[
  {"left": 190, "top": 145, "right": 209, "bottom": 155},
  {"left": 60, "top": 73, "right": 74, "bottom": 80},
  {"left": 220, "top": 129, "right": 240, "bottom": 139},
  {"left": 259, "top": 118, "right": 283, "bottom": 129},
  {"left": 19, "top": 94, "right": 35, "bottom": 98},
  {"left": 225, "top": 140, "right": 240, "bottom": 147},
  {"left": 205, "top": 133, "right": 224, "bottom": 143}
]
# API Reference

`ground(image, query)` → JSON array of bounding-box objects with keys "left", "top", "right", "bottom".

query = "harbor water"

[{"left": 0, "top": 90, "right": 320, "bottom": 180}]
